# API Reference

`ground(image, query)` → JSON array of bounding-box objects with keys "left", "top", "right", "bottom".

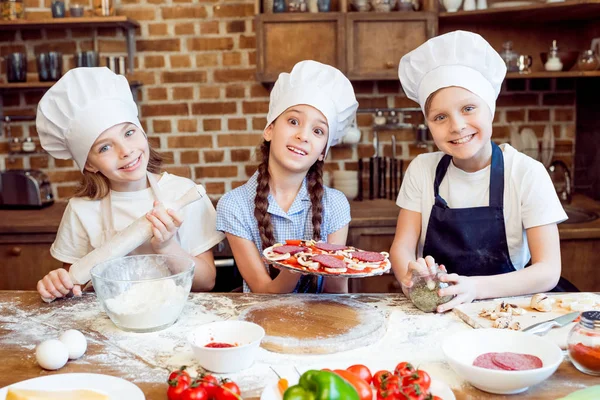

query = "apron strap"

[
  {"left": 489, "top": 141, "right": 504, "bottom": 208},
  {"left": 433, "top": 155, "right": 452, "bottom": 208}
]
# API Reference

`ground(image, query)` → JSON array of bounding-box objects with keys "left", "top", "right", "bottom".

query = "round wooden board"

[{"left": 238, "top": 297, "right": 387, "bottom": 354}]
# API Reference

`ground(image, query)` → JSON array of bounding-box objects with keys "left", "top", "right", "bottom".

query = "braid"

[
  {"left": 254, "top": 141, "right": 275, "bottom": 250},
  {"left": 307, "top": 160, "right": 324, "bottom": 241}
]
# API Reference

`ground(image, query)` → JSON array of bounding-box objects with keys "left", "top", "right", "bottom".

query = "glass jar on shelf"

[
  {"left": 567, "top": 311, "right": 600, "bottom": 376},
  {"left": 1, "top": 0, "right": 25, "bottom": 21},
  {"left": 577, "top": 50, "right": 600, "bottom": 72},
  {"left": 500, "top": 41, "right": 519, "bottom": 73},
  {"left": 9, "top": 137, "right": 21, "bottom": 153}
]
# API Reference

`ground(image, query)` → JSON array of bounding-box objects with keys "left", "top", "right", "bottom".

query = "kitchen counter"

[{"left": 0, "top": 291, "right": 596, "bottom": 399}]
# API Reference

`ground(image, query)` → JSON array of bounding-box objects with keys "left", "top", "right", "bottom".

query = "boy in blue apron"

[{"left": 392, "top": 31, "right": 567, "bottom": 312}]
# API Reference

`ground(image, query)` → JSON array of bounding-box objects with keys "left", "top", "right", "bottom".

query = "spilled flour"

[{"left": 1, "top": 293, "right": 474, "bottom": 396}]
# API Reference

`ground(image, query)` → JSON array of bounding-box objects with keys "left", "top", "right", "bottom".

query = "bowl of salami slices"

[
  {"left": 262, "top": 240, "right": 391, "bottom": 278},
  {"left": 442, "top": 328, "right": 563, "bottom": 395}
]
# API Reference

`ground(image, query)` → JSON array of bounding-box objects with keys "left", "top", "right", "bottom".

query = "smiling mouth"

[
  {"left": 287, "top": 146, "right": 307, "bottom": 156},
  {"left": 450, "top": 133, "right": 476, "bottom": 145},
  {"left": 120, "top": 155, "right": 141, "bottom": 170}
]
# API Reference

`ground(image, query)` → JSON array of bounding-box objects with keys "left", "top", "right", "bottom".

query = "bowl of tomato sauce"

[{"left": 189, "top": 320, "right": 265, "bottom": 373}]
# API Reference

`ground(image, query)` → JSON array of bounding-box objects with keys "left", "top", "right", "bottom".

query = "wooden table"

[{"left": 0, "top": 291, "right": 596, "bottom": 399}]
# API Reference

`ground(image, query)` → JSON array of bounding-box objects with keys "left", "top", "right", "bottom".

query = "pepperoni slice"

[
  {"left": 473, "top": 353, "right": 505, "bottom": 370},
  {"left": 272, "top": 245, "right": 306, "bottom": 255},
  {"left": 492, "top": 352, "right": 543, "bottom": 371},
  {"left": 313, "top": 242, "right": 348, "bottom": 252},
  {"left": 351, "top": 251, "right": 385, "bottom": 263},
  {"left": 312, "top": 254, "right": 346, "bottom": 269}
]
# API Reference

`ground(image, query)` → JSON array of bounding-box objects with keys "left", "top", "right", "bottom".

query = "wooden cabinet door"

[
  {"left": 0, "top": 235, "right": 61, "bottom": 290},
  {"left": 256, "top": 13, "right": 346, "bottom": 82},
  {"left": 346, "top": 12, "right": 437, "bottom": 80},
  {"left": 560, "top": 239, "right": 600, "bottom": 292}
]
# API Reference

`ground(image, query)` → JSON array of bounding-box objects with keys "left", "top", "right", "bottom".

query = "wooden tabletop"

[{"left": 0, "top": 291, "right": 597, "bottom": 399}]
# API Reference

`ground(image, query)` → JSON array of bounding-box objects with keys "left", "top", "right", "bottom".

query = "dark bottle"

[{"left": 273, "top": 0, "right": 286, "bottom": 12}]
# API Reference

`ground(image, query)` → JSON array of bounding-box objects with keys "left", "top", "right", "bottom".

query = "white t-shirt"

[
  {"left": 51, "top": 172, "right": 225, "bottom": 264},
  {"left": 396, "top": 143, "right": 567, "bottom": 270}
]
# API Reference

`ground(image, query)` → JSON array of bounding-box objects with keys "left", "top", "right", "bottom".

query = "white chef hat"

[
  {"left": 265, "top": 60, "right": 358, "bottom": 155},
  {"left": 37, "top": 67, "right": 142, "bottom": 172},
  {"left": 399, "top": 30, "right": 507, "bottom": 117}
]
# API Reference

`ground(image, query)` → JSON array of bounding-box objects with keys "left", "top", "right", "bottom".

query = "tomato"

[
  {"left": 401, "top": 383, "right": 428, "bottom": 400},
  {"left": 197, "top": 374, "right": 219, "bottom": 397},
  {"left": 333, "top": 369, "right": 372, "bottom": 400},
  {"left": 380, "top": 375, "right": 400, "bottom": 394},
  {"left": 285, "top": 239, "right": 302, "bottom": 245},
  {"left": 214, "top": 380, "right": 242, "bottom": 400},
  {"left": 376, "top": 386, "right": 400, "bottom": 400},
  {"left": 401, "top": 370, "right": 431, "bottom": 392},
  {"left": 372, "top": 370, "right": 392, "bottom": 389},
  {"left": 180, "top": 387, "right": 209, "bottom": 400},
  {"left": 167, "top": 378, "right": 190, "bottom": 400},
  {"left": 394, "top": 361, "right": 416, "bottom": 377},
  {"left": 347, "top": 364, "right": 373, "bottom": 385},
  {"left": 168, "top": 368, "right": 192, "bottom": 386},
  {"left": 283, "top": 257, "right": 300, "bottom": 266}
]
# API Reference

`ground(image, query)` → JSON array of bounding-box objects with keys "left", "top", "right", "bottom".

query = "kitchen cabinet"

[{"left": 0, "top": 238, "right": 62, "bottom": 290}]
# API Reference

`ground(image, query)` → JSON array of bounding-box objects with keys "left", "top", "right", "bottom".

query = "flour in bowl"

[{"left": 104, "top": 279, "right": 188, "bottom": 331}]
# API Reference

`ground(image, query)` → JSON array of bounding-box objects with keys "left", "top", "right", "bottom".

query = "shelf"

[
  {"left": 0, "top": 16, "right": 139, "bottom": 31},
  {"left": 0, "top": 80, "right": 142, "bottom": 92},
  {"left": 439, "top": 0, "right": 600, "bottom": 23},
  {"left": 506, "top": 71, "right": 600, "bottom": 78}
]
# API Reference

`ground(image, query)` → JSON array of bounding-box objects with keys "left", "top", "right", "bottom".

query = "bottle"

[
  {"left": 567, "top": 311, "right": 600, "bottom": 376},
  {"left": 92, "top": 0, "right": 114, "bottom": 16},
  {"left": 463, "top": 0, "right": 476, "bottom": 11},
  {"left": 374, "top": 110, "right": 387, "bottom": 126},
  {"left": 8, "top": 137, "right": 21, "bottom": 153},
  {"left": 577, "top": 50, "right": 600, "bottom": 71},
  {"left": 500, "top": 41, "right": 519, "bottom": 73},
  {"left": 402, "top": 263, "right": 453, "bottom": 312},
  {"left": 388, "top": 110, "right": 399, "bottom": 125},
  {"left": 22, "top": 137, "right": 36, "bottom": 153},
  {"left": 545, "top": 40, "right": 563, "bottom": 72}
]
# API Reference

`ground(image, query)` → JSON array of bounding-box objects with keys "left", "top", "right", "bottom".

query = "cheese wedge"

[{"left": 6, "top": 388, "right": 110, "bottom": 400}]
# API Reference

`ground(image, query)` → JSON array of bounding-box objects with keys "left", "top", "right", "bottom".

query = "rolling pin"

[{"left": 50, "top": 185, "right": 207, "bottom": 301}]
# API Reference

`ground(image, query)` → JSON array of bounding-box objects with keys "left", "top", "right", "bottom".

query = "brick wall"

[{"left": 0, "top": 3, "right": 576, "bottom": 201}]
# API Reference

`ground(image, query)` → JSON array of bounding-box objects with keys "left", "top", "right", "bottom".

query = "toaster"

[{"left": 0, "top": 169, "right": 54, "bottom": 209}]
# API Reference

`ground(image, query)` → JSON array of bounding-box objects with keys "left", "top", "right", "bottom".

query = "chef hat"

[
  {"left": 37, "top": 67, "right": 142, "bottom": 172},
  {"left": 265, "top": 60, "right": 358, "bottom": 155},
  {"left": 399, "top": 30, "right": 506, "bottom": 117}
]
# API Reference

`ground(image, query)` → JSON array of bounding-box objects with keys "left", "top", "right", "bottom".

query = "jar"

[
  {"left": 567, "top": 311, "right": 600, "bottom": 376},
  {"left": 404, "top": 263, "right": 453, "bottom": 313},
  {"left": 500, "top": 41, "right": 519, "bottom": 73},
  {"left": 577, "top": 50, "right": 600, "bottom": 72},
  {"left": 92, "top": 0, "right": 114, "bottom": 16},
  {"left": 9, "top": 137, "right": 21, "bottom": 153},
  {"left": 1, "top": 0, "right": 25, "bottom": 20},
  {"left": 22, "top": 137, "right": 36, "bottom": 153}
]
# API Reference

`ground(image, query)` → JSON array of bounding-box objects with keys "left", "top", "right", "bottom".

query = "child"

[
  {"left": 392, "top": 31, "right": 567, "bottom": 312},
  {"left": 216, "top": 60, "right": 358, "bottom": 293},
  {"left": 36, "top": 67, "right": 224, "bottom": 302}
]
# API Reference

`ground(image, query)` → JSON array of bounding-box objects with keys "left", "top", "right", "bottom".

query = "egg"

[
  {"left": 36, "top": 339, "right": 69, "bottom": 370},
  {"left": 59, "top": 329, "right": 87, "bottom": 360}
]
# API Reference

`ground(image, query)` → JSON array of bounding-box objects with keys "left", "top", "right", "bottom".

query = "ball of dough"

[
  {"left": 58, "top": 329, "right": 87, "bottom": 360},
  {"left": 36, "top": 339, "right": 69, "bottom": 370},
  {"left": 530, "top": 293, "right": 553, "bottom": 312}
]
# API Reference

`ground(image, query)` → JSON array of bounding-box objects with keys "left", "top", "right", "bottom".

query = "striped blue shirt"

[{"left": 216, "top": 171, "right": 351, "bottom": 293}]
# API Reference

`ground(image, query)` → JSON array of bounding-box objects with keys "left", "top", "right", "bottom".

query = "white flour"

[{"left": 104, "top": 279, "right": 188, "bottom": 331}]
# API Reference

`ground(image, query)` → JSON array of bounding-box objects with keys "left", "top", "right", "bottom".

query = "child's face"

[
  {"left": 264, "top": 104, "right": 329, "bottom": 174},
  {"left": 426, "top": 86, "right": 493, "bottom": 165},
  {"left": 84, "top": 122, "right": 150, "bottom": 191}
]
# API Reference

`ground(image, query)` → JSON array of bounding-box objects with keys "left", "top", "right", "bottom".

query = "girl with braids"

[{"left": 216, "top": 60, "right": 359, "bottom": 293}]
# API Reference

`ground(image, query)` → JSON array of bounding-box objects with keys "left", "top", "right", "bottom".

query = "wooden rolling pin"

[{"left": 48, "top": 185, "right": 207, "bottom": 301}]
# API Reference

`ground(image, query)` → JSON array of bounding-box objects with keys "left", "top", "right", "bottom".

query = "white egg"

[
  {"left": 58, "top": 329, "right": 87, "bottom": 360},
  {"left": 36, "top": 339, "right": 69, "bottom": 370}
]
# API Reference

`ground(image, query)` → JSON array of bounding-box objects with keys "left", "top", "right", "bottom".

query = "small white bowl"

[
  {"left": 188, "top": 320, "right": 265, "bottom": 373},
  {"left": 442, "top": 329, "right": 563, "bottom": 395}
]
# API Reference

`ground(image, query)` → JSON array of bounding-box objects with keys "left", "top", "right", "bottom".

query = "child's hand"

[
  {"left": 146, "top": 201, "right": 184, "bottom": 251},
  {"left": 436, "top": 273, "right": 477, "bottom": 312},
  {"left": 37, "top": 268, "right": 81, "bottom": 302},
  {"left": 400, "top": 255, "right": 438, "bottom": 289}
]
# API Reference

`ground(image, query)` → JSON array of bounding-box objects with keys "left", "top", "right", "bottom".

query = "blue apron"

[{"left": 422, "top": 142, "right": 516, "bottom": 276}]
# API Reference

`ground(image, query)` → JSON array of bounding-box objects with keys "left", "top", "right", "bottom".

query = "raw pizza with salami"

[{"left": 262, "top": 240, "right": 391, "bottom": 277}]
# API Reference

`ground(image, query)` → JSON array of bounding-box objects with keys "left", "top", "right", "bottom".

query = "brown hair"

[
  {"left": 254, "top": 140, "right": 324, "bottom": 250},
  {"left": 423, "top": 88, "right": 443, "bottom": 117},
  {"left": 73, "top": 146, "right": 163, "bottom": 200}
]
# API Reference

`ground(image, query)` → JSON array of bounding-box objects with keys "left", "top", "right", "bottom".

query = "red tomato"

[
  {"left": 401, "top": 383, "right": 428, "bottom": 400},
  {"left": 197, "top": 374, "right": 219, "bottom": 397},
  {"left": 285, "top": 239, "right": 302, "bottom": 245},
  {"left": 167, "top": 378, "right": 190, "bottom": 400},
  {"left": 401, "top": 370, "right": 431, "bottom": 392},
  {"left": 376, "top": 386, "right": 400, "bottom": 400},
  {"left": 180, "top": 387, "right": 209, "bottom": 400},
  {"left": 215, "top": 380, "right": 242, "bottom": 400},
  {"left": 394, "top": 361, "right": 416, "bottom": 377},
  {"left": 372, "top": 370, "right": 392, "bottom": 389},
  {"left": 168, "top": 368, "right": 192, "bottom": 386},
  {"left": 333, "top": 369, "right": 372, "bottom": 400},
  {"left": 347, "top": 364, "right": 373, "bottom": 385}
]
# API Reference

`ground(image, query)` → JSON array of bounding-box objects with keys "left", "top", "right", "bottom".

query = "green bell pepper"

[{"left": 283, "top": 369, "right": 360, "bottom": 400}]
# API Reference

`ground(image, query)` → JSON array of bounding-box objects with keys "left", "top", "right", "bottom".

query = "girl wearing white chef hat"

[
  {"left": 391, "top": 31, "right": 567, "bottom": 311},
  {"left": 35, "top": 67, "right": 224, "bottom": 302},
  {"left": 216, "top": 60, "right": 358, "bottom": 293}
]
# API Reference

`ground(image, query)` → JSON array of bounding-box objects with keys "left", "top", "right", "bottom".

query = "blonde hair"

[{"left": 73, "top": 146, "right": 163, "bottom": 200}]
